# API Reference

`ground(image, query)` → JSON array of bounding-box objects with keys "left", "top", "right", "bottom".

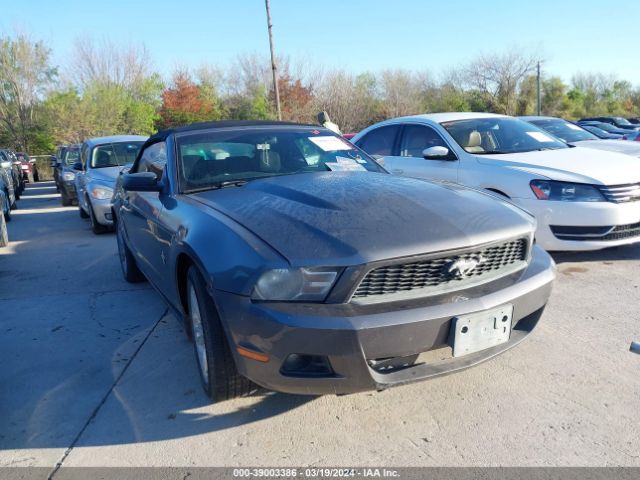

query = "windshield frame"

[
  {"left": 90, "top": 141, "right": 145, "bottom": 169},
  {"left": 441, "top": 117, "right": 569, "bottom": 155},
  {"left": 174, "top": 126, "right": 385, "bottom": 194}
]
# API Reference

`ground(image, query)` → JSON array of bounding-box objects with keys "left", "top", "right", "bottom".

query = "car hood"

[
  {"left": 571, "top": 139, "right": 640, "bottom": 158},
  {"left": 88, "top": 166, "right": 122, "bottom": 186},
  {"left": 475, "top": 146, "right": 640, "bottom": 185},
  {"left": 192, "top": 172, "right": 534, "bottom": 266}
]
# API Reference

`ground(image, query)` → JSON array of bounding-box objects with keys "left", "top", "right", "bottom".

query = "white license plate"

[{"left": 452, "top": 305, "right": 513, "bottom": 357}]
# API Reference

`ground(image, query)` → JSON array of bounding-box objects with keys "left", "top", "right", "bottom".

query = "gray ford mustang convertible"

[{"left": 112, "top": 120, "right": 555, "bottom": 402}]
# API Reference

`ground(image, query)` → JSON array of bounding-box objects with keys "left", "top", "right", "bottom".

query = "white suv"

[{"left": 353, "top": 112, "right": 640, "bottom": 251}]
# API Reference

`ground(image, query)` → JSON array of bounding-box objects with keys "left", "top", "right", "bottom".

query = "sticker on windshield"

[
  {"left": 309, "top": 136, "right": 353, "bottom": 151},
  {"left": 526, "top": 131, "right": 555, "bottom": 142},
  {"left": 566, "top": 124, "right": 583, "bottom": 131},
  {"left": 325, "top": 162, "right": 367, "bottom": 172}
]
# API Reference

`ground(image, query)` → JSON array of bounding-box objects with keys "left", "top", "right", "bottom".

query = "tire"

[
  {"left": 186, "top": 266, "right": 257, "bottom": 402},
  {"left": 79, "top": 201, "right": 89, "bottom": 219},
  {"left": 88, "top": 199, "right": 107, "bottom": 234},
  {"left": 61, "top": 191, "right": 72, "bottom": 207},
  {"left": 116, "top": 218, "right": 145, "bottom": 283},
  {"left": 33, "top": 169, "right": 39, "bottom": 182},
  {"left": 0, "top": 209, "right": 7, "bottom": 247},
  {"left": 3, "top": 193, "right": 11, "bottom": 223}
]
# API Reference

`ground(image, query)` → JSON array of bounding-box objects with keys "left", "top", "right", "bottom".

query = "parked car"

[
  {"left": 577, "top": 120, "right": 631, "bottom": 137},
  {"left": 628, "top": 118, "right": 640, "bottom": 125},
  {"left": 0, "top": 189, "right": 8, "bottom": 247},
  {"left": 112, "top": 120, "right": 555, "bottom": 401},
  {"left": 54, "top": 144, "right": 81, "bottom": 206},
  {"left": 621, "top": 131, "right": 640, "bottom": 142},
  {"left": 51, "top": 145, "right": 70, "bottom": 190},
  {"left": 521, "top": 116, "right": 640, "bottom": 157},
  {"left": 0, "top": 174, "right": 12, "bottom": 223},
  {"left": 579, "top": 116, "right": 640, "bottom": 131},
  {"left": 580, "top": 124, "right": 624, "bottom": 139},
  {"left": 76, "top": 135, "right": 147, "bottom": 233},
  {"left": 0, "top": 155, "right": 17, "bottom": 210},
  {"left": 353, "top": 112, "right": 640, "bottom": 252},
  {"left": 16, "top": 152, "right": 39, "bottom": 183},
  {"left": 0, "top": 149, "right": 23, "bottom": 199}
]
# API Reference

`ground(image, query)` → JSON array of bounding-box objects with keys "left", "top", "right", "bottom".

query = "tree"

[
  {"left": 158, "top": 72, "right": 222, "bottom": 129},
  {"left": 0, "top": 34, "right": 57, "bottom": 151}
]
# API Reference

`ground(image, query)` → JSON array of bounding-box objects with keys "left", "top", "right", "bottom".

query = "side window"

[
  {"left": 356, "top": 125, "right": 400, "bottom": 156},
  {"left": 81, "top": 145, "right": 89, "bottom": 169},
  {"left": 137, "top": 142, "right": 167, "bottom": 181},
  {"left": 400, "top": 125, "right": 451, "bottom": 158}
]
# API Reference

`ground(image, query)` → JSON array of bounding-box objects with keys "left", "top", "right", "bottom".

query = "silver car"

[{"left": 75, "top": 135, "right": 147, "bottom": 234}]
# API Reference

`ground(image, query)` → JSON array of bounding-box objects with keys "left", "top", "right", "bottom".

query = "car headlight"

[
  {"left": 90, "top": 185, "right": 113, "bottom": 200},
  {"left": 62, "top": 171, "right": 75, "bottom": 182},
  {"left": 251, "top": 268, "right": 339, "bottom": 302},
  {"left": 530, "top": 180, "right": 605, "bottom": 202}
]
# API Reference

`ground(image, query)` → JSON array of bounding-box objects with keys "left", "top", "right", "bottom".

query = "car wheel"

[
  {"left": 61, "top": 191, "right": 71, "bottom": 207},
  {"left": 33, "top": 169, "right": 39, "bottom": 182},
  {"left": 3, "top": 194, "right": 11, "bottom": 223},
  {"left": 0, "top": 211, "right": 8, "bottom": 247},
  {"left": 88, "top": 200, "right": 107, "bottom": 234},
  {"left": 116, "top": 218, "right": 145, "bottom": 283},
  {"left": 186, "top": 266, "right": 257, "bottom": 402},
  {"left": 79, "top": 201, "right": 89, "bottom": 219}
]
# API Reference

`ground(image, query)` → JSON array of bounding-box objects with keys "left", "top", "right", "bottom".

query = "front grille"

[
  {"left": 551, "top": 222, "right": 640, "bottom": 241},
  {"left": 599, "top": 184, "right": 640, "bottom": 203},
  {"left": 351, "top": 238, "right": 528, "bottom": 302}
]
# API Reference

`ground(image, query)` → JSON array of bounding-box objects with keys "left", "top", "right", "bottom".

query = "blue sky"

[{"left": 1, "top": 0, "right": 637, "bottom": 85}]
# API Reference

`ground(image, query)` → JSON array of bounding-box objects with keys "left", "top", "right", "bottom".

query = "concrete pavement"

[{"left": 0, "top": 181, "right": 639, "bottom": 473}]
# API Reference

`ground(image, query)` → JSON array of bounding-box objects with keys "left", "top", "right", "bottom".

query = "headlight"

[
  {"left": 62, "top": 171, "right": 75, "bottom": 182},
  {"left": 90, "top": 186, "right": 113, "bottom": 200},
  {"left": 251, "top": 268, "right": 339, "bottom": 302},
  {"left": 530, "top": 180, "right": 605, "bottom": 202}
]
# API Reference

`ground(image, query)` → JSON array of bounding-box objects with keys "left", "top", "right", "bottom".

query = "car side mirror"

[
  {"left": 73, "top": 162, "right": 83, "bottom": 171},
  {"left": 422, "top": 146, "right": 452, "bottom": 160},
  {"left": 122, "top": 172, "right": 162, "bottom": 192}
]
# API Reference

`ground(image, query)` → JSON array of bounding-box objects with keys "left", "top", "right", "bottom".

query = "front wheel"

[
  {"left": 186, "top": 266, "right": 257, "bottom": 402},
  {"left": 116, "top": 218, "right": 145, "bottom": 283},
  {"left": 88, "top": 199, "right": 108, "bottom": 234}
]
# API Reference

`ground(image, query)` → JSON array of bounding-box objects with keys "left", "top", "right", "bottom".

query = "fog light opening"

[{"left": 281, "top": 354, "right": 333, "bottom": 377}]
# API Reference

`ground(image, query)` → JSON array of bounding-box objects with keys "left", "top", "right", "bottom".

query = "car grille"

[
  {"left": 599, "top": 184, "right": 640, "bottom": 203},
  {"left": 551, "top": 222, "right": 640, "bottom": 241},
  {"left": 351, "top": 238, "right": 528, "bottom": 303}
]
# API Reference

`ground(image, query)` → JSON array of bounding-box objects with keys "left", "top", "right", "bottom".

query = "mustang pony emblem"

[{"left": 446, "top": 255, "right": 486, "bottom": 278}]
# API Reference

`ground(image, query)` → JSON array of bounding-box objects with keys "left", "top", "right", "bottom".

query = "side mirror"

[
  {"left": 122, "top": 172, "right": 161, "bottom": 192},
  {"left": 422, "top": 146, "right": 452, "bottom": 160},
  {"left": 73, "top": 162, "right": 83, "bottom": 171}
]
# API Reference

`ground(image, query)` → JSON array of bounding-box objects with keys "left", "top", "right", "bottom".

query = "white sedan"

[{"left": 352, "top": 112, "right": 640, "bottom": 251}]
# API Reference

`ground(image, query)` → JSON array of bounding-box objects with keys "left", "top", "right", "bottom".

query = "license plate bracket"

[{"left": 452, "top": 305, "right": 514, "bottom": 357}]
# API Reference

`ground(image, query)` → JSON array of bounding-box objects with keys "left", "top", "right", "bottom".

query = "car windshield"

[
  {"left": 441, "top": 117, "right": 568, "bottom": 154},
  {"left": 177, "top": 127, "right": 384, "bottom": 193},
  {"left": 91, "top": 141, "right": 144, "bottom": 168},
  {"left": 63, "top": 148, "right": 80, "bottom": 165},
  {"left": 529, "top": 119, "right": 598, "bottom": 143},
  {"left": 588, "top": 122, "right": 618, "bottom": 133},
  {"left": 614, "top": 117, "right": 632, "bottom": 126}
]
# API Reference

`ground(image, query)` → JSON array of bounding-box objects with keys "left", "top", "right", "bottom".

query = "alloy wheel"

[{"left": 188, "top": 284, "right": 209, "bottom": 388}]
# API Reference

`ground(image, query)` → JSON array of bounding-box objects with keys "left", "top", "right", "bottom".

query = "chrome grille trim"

[
  {"left": 350, "top": 237, "right": 530, "bottom": 305},
  {"left": 599, "top": 184, "right": 640, "bottom": 203}
]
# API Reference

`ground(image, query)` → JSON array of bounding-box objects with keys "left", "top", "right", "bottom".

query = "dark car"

[
  {"left": 579, "top": 124, "right": 623, "bottom": 139},
  {"left": 0, "top": 153, "right": 17, "bottom": 210},
  {"left": 0, "top": 189, "right": 8, "bottom": 247},
  {"left": 112, "top": 120, "right": 555, "bottom": 402},
  {"left": 579, "top": 116, "right": 640, "bottom": 131},
  {"left": 51, "top": 145, "right": 70, "bottom": 190},
  {"left": 0, "top": 149, "right": 24, "bottom": 200},
  {"left": 54, "top": 144, "right": 81, "bottom": 206},
  {"left": 577, "top": 121, "right": 630, "bottom": 137}
]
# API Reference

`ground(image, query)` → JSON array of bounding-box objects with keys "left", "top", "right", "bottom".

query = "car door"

[
  {"left": 391, "top": 124, "right": 459, "bottom": 183},
  {"left": 120, "top": 142, "right": 169, "bottom": 286},
  {"left": 355, "top": 124, "right": 401, "bottom": 170}
]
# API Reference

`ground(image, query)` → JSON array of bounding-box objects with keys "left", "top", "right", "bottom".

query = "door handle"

[{"left": 392, "top": 169, "right": 404, "bottom": 175}]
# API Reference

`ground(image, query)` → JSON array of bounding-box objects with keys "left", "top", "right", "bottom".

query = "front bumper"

[
  {"left": 516, "top": 197, "right": 640, "bottom": 251},
  {"left": 214, "top": 245, "right": 555, "bottom": 395},
  {"left": 90, "top": 198, "right": 114, "bottom": 226}
]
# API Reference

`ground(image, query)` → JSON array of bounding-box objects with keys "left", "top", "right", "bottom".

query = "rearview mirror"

[
  {"left": 423, "top": 146, "right": 451, "bottom": 160},
  {"left": 72, "top": 162, "right": 83, "bottom": 171},
  {"left": 122, "top": 172, "right": 161, "bottom": 192}
]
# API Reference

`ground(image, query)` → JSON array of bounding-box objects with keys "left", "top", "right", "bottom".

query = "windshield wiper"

[
  {"left": 473, "top": 150, "right": 510, "bottom": 155},
  {"left": 185, "top": 180, "right": 249, "bottom": 194}
]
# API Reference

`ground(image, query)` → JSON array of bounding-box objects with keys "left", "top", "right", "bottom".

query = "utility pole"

[
  {"left": 536, "top": 61, "right": 541, "bottom": 116},
  {"left": 265, "top": 0, "right": 282, "bottom": 120}
]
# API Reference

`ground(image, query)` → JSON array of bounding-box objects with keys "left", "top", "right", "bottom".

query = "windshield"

[
  {"left": 587, "top": 122, "right": 618, "bottom": 133},
  {"left": 614, "top": 117, "right": 632, "bottom": 126},
  {"left": 177, "top": 128, "right": 384, "bottom": 193},
  {"left": 529, "top": 119, "right": 598, "bottom": 143},
  {"left": 441, "top": 117, "right": 568, "bottom": 154},
  {"left": 91, "top": 142, "right": 144, "bottom": 168},
  {"left": 63, "top": 148, "right": 80, "bottom": 165}
]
